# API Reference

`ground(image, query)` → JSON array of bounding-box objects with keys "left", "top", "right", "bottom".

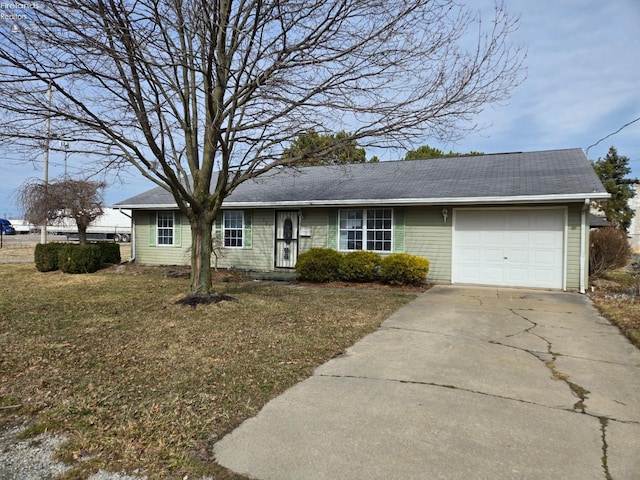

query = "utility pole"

[{"left": 40, "top": 82, "right": 52, "bottom": 244}]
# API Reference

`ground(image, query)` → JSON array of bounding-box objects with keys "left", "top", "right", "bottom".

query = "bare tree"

[
  {"left": 0, "top": 0, "right": 525, "bottom": 294},
  {"left": 18, "top": 178, "right": 105, "bottom": 245}
]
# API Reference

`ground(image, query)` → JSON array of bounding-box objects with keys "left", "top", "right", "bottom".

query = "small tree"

[
  {"left": 18, "top": 178, "right": 105, "bottom": 245},
  {"left": 282, "top": 130, "right": 373, "bottom": 166},
  {"left": 404, "top": 145, "right": 484, "bottom": 160},
  {"left": 592, "top": 146, "right": 636, "bottom": 232}
]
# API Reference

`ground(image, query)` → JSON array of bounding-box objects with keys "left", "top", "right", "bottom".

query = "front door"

[{"left": 275, "top": 211, "right": 299, "bottom": 268}]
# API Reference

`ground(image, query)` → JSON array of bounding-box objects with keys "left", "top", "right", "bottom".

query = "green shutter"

[
  {"left": 215, "top": 212, "right": 223, "bottom": 235},
  {"left": 393, "top": 208, "right": 405, "bottom": 253},
  {"left": 149, "top": 211, "right": 156, "bottom": 246},
  {"left": 244, "top": 210, "right": 252, "bottom": 249},
  {"left": 212, "top": 212, "right": 223, "bottom": 249},
  {"left": 327, "top": 210, "right": 338, "bottom": 249},
  {"left": 173, "top": 212, "right": 182, "bottom": 247}
]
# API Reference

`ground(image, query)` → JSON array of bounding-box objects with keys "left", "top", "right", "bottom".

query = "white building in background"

[
  {"left": 8, "top": 208, "right": 132, "bottom": 242},
  {"left": 628, "top": 185, "right": 640, "bottom": 252}
]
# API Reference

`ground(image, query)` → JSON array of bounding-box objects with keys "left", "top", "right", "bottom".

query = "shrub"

[
  {"left": 339, "top": 251, "right": 381, "bottom": 282},
  {"left": 92, "top": 242, "right": 121, "bottom": 264},
  {"left": 589, "top": 227, "right": 630, "bottom": 277},
  {"left": 295, "top": 248, "right": 343, "bottom": 282},
  {"left": 380, "top": 253, "right": 430, "bottom": 285},
  {"left": 59, "top": 244, "right": 102, "bottom": 274},
  {"left": 34, "top": 243, "right": 67, "bottom": 272}
]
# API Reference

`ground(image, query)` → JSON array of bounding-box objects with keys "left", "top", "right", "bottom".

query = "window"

[
  {"left": 339, "top": 209, "right": 363, "bottom": 250},
  {"left": 157, "top": 212, "right": 174, "bottom": 246},
  {"left": 339, "top": 209, "right": 392, "bottom": 251},
  {"left": 366, "top": 209, "right": 392, "bottom": 251},
  {"left": 224, "top": 211, "right": 244, "bottom": 247}
]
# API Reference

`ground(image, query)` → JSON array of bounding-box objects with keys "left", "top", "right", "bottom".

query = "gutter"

[
  {"left": 113, "top": 206, "right": 135, "bottom": 263},
  {"left": 113, "top": 192, "right": 611, "bottom": 210}
]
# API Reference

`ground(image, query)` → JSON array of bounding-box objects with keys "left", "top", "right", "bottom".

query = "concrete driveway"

[{"left": 214, "top": 286, "right": 640, "bottom": 480}]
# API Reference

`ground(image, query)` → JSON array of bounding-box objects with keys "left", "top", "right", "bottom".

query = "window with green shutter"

[
  {"left": 337, "top": 208, "right": 394, "bottom": 252},
  {"left": 327, "top": 211, "right": 338, "bottom": 249},
  {"left": 220, "top": 210, "right": 251, "bottom": 249},
  {"left": 150, "top": 211, "right": 181, "bottom": 247}
]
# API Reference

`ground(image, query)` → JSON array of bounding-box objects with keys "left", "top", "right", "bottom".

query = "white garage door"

[{"left": 453, "top": 209, "right": 565, "bottom": 289}]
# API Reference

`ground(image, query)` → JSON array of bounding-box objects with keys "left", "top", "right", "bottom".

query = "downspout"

[
  {"left": 580, "top": 199, "right": 589, "bottom": 294},
  {"left": 115, "top": 207, "right": 135, "bottom": 263}
]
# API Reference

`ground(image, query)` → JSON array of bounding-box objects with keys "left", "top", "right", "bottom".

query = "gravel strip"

[
  {"left": 0, "top": 425, "right": 148, "bottom": 480},
  {"left": 0, "top": 426, "right": 70, "bottom": 480},
  {"left": 0, "top": 426, "right": 215, "bottom": 479}
]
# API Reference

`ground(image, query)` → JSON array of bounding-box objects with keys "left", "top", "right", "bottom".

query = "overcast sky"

[{"left": 1, "top": 0, "right": 639, "bottom": 218}]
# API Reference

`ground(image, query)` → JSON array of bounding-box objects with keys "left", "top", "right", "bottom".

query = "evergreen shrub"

[
  {"left": 34, "top": 243, "right": 67, "bottom": 272},
  {"left": 59, "top": 244, "right": 102, "bottom": 274},
  {"left": 380, "top": 253, "right": 430, "bottom": 285},
  {"left": 93, "top": 242, "right": 121, "bottom": 264},
  {"left": 295, "top": 248, "right": 342, "bottom": 282},
  {"left": 339, "top": 250, "right": 381, "bottom": 282}
]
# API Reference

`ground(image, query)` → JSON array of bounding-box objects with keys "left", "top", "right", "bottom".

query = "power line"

[{"left": 586, "top": 116, "right": 640, "bottom": 156}]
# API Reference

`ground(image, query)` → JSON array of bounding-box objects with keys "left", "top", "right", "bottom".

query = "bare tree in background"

[
  {"left": 18, "top": 178, "right": 105, "bottom": 245},
  {"left": 0, "top": 0, "right": 525, "bottom": 294}
]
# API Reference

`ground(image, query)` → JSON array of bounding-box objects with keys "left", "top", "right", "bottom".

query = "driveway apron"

[{"left": 214, "top": 285, "right": 640, "bottom": 480}]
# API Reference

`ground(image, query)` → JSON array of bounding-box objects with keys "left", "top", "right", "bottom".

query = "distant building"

[{"left": 628, "top": 185, "right": 640, "bottom": 252}]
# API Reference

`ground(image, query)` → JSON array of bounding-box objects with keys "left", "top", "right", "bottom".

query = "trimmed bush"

[
  {"left": 59, "top": 244, "right": 102, "bottom": 274},
  {"left": 380, "top": 253, "right": 430, "bottom": 285},
  {"left": 34, "top": 243, "right": 67, "bottom": 272},
  {"left": 295, "top": 248, "right": 342, "bottom": 282},
  {"left": 339, "top": 251, "right": 381, "bottom": 282},
  {"left": 92, "top": 242, "right": 121, "bottom": 264},
  {"left": 589, "top": 227, "right": 630, "bottom": 277}
]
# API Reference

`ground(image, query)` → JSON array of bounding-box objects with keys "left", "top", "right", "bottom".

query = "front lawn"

[{"left": 0, "top": 263, "right": 416, "bottom": 479}]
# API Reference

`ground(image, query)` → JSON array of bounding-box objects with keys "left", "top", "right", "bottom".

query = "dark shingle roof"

[
  {"left": 114, "top": 148, "right": 609, "bottom": 208},
  {"left": 589, "top": 214, "right": 612, "bottom": 227}
]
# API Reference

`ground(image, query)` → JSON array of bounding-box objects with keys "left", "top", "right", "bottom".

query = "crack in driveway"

[
  {"left": 383, "top": 300, "right": 628, "bottom": 480},
  {"left": 496, "top": 306, "right": 620, "bottom": 480},
  {"left": 504, "top": 308, "right": 593, "bottom": 413},
  {"left": 215, "top": 287, "right": 640, "bottom": 480}
]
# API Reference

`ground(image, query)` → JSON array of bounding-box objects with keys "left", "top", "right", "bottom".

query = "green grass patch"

[{"left": 0, "top": 263, "right": 415, "bottom": 479}]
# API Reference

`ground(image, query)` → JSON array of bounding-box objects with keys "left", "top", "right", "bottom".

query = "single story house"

[{"left": 114, "top": 148, "right": 609, "bottom": 292}]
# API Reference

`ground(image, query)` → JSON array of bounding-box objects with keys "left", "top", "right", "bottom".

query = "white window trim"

[
  {"left": 224, "top": 210, "right": 244, "bottom": 249},
  {"left": 338, "top": 208, "right": 393, "bottom": 252},
  {"left": 156, "top": 211, "right": 175, "bottom": 247}
]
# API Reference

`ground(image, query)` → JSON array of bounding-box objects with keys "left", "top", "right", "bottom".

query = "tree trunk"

[
  {"left": 78, "top": 226, "right": 88, "bottom": 245},
  {"left": 190, "top": 213, "right": 214, "bottom": 294}
]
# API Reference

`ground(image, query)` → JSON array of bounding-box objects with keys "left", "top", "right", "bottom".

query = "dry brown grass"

[
  {"left": 590, "top": 269, "right": 640, "bottom": 348},
  {"left": 0, "top": 262, "right": 415, "bottom": 479}
]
